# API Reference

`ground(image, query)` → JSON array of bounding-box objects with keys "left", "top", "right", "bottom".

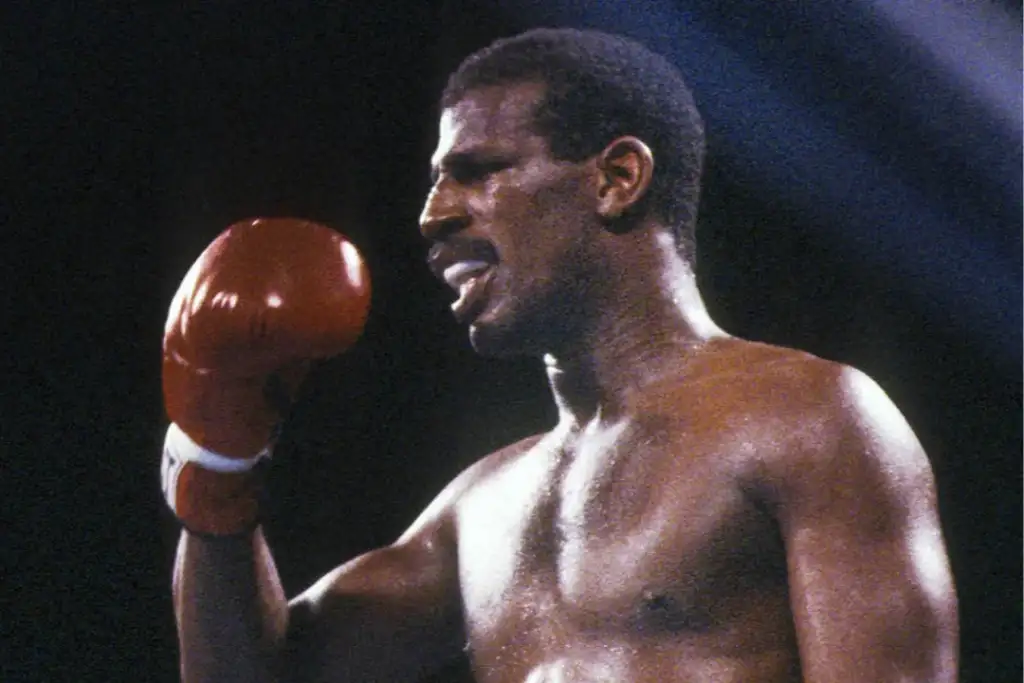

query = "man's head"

[
  {"left": 421, "top": 29, "right": 705, "bottom": 358},
  {"left": 440, "top": 28, "right": 705, "bottom": 262}
]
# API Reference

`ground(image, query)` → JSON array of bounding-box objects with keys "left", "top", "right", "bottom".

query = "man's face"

[{"left": 421, "top": 82, "right": 603, "bottom": 357}]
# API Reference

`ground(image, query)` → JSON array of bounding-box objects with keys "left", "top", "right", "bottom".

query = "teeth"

[{"left": 443, "top": 260, "right": 490, "bottom": 288}]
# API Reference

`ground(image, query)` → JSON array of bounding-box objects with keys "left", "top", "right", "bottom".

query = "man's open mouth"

[
  {"left": 427, "top": 239, "right": 499, "bottom": 322},
  {"left": 445, "top": 261, "right": 495, "bottom": 322}
]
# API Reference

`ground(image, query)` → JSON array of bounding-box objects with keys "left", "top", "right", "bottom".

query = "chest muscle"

[{"left": 456, "top": 425, "right": 785, "bottom": 649}]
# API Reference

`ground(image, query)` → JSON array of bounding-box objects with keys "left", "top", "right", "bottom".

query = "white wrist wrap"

[{"left": 160, "top": 423, "right": 271, "bottom": 511}]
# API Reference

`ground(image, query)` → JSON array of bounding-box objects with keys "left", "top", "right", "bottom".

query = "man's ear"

[{"left": 595, "top": 136, "right": 654, "bottom": 224}]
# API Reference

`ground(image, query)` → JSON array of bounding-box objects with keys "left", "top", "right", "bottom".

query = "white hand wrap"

[{"left": 160, "top": 423, "right": 271, "bottom": 513}]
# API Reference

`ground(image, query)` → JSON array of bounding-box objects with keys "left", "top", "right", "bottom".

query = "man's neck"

[{"left": 544, "top": 231, "right": 727, "bottom": 431}]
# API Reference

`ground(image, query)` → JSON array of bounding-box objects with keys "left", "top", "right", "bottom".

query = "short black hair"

[{"left": 442, "top": 27, "right": 705, "bottom": 263}]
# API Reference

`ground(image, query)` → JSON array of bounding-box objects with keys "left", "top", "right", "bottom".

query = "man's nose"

[{"left": 419, "top": 183, "right": 469, "bottom": 241}]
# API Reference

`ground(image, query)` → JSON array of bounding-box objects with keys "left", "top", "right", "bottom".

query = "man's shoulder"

[
  {"left": 395, "top": 432, "right": 547, "bottom": 544},
  {"left": 680, "top": 339, "right": 929, "bottom": 498},
  {"left": 642, "top": 339, "right": 905, "bottom": 472},
  {"left": 712, "top": 340, "right": 909, "bottom": 439},
  {"left": 460, "top": 432, "right": 549, "bottom": 484},
  {"left": 647, "top": 338, "right": 852, "bottom": 420},
  {"left": 417, "top": 432, "right": 547, "bottom": 512}
]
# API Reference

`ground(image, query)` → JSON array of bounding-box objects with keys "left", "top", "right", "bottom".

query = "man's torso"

[{"left": 451, "top": 342, "right": 834, "bottom": 682}]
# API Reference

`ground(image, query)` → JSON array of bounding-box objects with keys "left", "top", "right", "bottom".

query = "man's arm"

[
  {"left": 173, "top": 478, "right": 467, "bottom": 683},
  {"left": 163, "top": 218, "right": 469, "bottom": 681},
  {"left": 771, "top": 367, "right": 958, "bottom": 682},
  {"left": 283, "top": 504, "right": 466, "bottom": 682},
  {"left": 173, "top": 528, "right": 288, "bottom": 683}
]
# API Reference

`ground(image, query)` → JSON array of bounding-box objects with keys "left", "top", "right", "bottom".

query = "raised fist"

[{"left": 160, "top": 218, "right": 370, "bottom": 534}]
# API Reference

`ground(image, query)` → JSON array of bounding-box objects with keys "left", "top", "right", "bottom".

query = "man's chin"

[
  {"left": 467, "top": 315, "right": 535, "bottom": 359},
  {"left": 468, "top": 320, "right": 514, "bottom": 358},
  {"left": 465, "top": 296, "right": 565, "bottom": 359}
]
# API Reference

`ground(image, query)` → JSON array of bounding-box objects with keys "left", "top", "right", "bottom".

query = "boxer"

[{"left": 166, "top": 29, "right": 958, "bottom": 682}]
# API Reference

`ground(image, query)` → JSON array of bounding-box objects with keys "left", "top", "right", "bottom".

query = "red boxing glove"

[{"left": 160, "top": 218, "right": 371, "bottom": 535}]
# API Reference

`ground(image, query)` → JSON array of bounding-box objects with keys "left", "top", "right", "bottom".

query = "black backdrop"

[{"left": 6, "top": 1, "right": 1020, "bottom": 681}]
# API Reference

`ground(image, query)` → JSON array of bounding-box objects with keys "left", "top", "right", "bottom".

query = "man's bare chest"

[{"left": 453, "top": 418, "right": 787, "bottom": 645}]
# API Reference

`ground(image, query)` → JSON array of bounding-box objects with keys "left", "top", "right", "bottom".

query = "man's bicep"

[
  {"left": 276, "top": 450, "right": 512, "bottom": 682},
  {"left": 777, "top": 368, "right": 957, "bottom": 682},
  {"left": 783, "top": 507, "right": 956, "bottom": 682},
  {"left": 282, "top": 532, "right": 465, "bottom": 682},
  {"left": 280, "top": 461, "right": 480, "bottom": 683}
]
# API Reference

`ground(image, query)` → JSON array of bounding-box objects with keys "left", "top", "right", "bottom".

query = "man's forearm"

[{"left": 173, "top": 528, "right": 290, "bottom": 683}]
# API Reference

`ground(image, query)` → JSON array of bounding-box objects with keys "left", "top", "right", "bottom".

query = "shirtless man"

[{"left": 164, "top": 29, "right": 958, "bottom": 682}]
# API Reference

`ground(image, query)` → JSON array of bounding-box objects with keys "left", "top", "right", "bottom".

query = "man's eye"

[{"left": 453, "top": 161, "right": 506, "bottom": 183}]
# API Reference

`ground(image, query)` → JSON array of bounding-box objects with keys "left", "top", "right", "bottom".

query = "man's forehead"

[{"left": 432, "top": 83, "right": 545, "bottom": 162}]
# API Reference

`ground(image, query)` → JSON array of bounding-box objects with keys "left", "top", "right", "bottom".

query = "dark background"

[{"left": 6, "top": 1, "right": 1020, "bottom": 681}]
